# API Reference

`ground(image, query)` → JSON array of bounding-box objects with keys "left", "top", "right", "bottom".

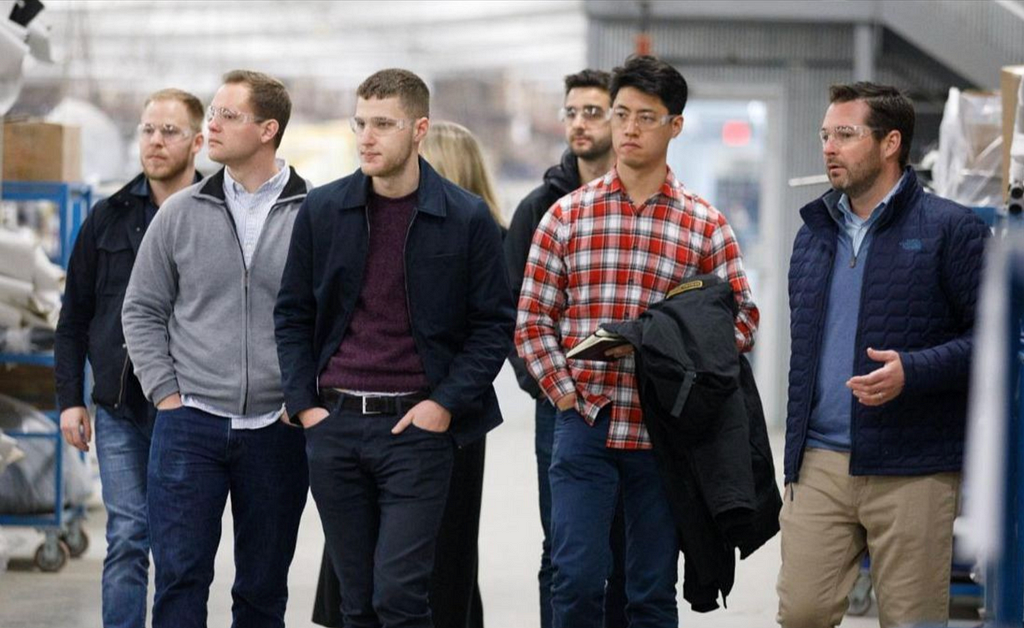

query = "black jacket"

[
  {"left": 274, "top": 159, "right": 515, "bottom": 447},
  {"left": 504, "top": 149, "right": 580, "bottom": 397},
  {"left": 607, "top": 275, "right": 782, "bottom": 612},
  {"left": 54, "top": 171, "right": 201, "bottom": 419}
]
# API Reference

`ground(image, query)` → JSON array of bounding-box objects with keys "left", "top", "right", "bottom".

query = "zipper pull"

[{"left": 849, "top": 255, "right": 857, "bottom": 268}]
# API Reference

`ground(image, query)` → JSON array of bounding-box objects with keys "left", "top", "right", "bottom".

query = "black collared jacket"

[
  {"left": 274, "top": 158, "right": 515, "bottom": 446},
  {"left": 54, "top": 171, "right": 201, "bottom": 419}
]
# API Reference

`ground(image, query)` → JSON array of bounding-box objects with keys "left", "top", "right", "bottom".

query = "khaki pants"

[{"left": 776, "top": 448, "right": 960, "bottom": 628}]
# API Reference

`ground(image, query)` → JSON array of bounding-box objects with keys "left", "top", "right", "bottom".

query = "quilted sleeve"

[{"left": 900, "top": 210, "right": 990, "bottom": 395}]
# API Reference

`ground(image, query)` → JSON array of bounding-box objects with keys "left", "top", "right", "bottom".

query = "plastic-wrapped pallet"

[{"left": 0, "top": 394, "right": 91, "bottom": 514}]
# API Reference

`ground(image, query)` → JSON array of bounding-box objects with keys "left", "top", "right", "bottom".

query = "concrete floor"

[{"left": 0, "top": 364, "right": 982, "bottom": 627}]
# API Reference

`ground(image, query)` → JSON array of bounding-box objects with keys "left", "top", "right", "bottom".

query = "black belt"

[{"left": 319, "top": 389, "right": 428, "bottom": 416}]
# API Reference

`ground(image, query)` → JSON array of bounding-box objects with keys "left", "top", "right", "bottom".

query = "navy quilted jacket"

[{"left": 785, "top": 169, "right": 990, "bottom": 483}]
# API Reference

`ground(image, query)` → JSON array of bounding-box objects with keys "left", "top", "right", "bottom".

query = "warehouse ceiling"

[{"left": 25, "top": 0, "right": 587, "bottom": 93}]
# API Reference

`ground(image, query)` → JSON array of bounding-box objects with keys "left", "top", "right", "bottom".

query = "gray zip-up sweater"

[{"left": 122, "top": 166, "right": 310, "bottom": 416}]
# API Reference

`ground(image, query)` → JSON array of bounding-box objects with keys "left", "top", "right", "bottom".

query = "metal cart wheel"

[
  {"left": 34, "top": 535, "right": 71, "bottom": 572},
  {"left": 62, "top": 519, "right": 89, "bottom": 558},
  {"left": 847, "top": 569, "right": 874, "bottom": 616}
]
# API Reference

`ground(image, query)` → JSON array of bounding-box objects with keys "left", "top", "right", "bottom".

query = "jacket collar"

[
  {"left": 800, "top": 166, "right": 921, "bottom": 238},
  {"left": 108, "top": 170, "right": 205, "bottom": 210},
  {"left": 543, "top": 149, "right": 581, "bottom": 196},
  {"left": 339, "top": 156, "right": 446, "bottom": 217},
  {"left": 195, "top": 165, "right": 307, "bottom": 205}
]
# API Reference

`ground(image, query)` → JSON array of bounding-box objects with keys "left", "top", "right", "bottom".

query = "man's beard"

[
  {"left": 571, "top": 135, "right": 612, "bottom": 161},
  {"left": 143, "top": 156, "right": 190, "bottom": 182}
]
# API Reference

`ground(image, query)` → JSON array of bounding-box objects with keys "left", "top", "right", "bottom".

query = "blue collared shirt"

[
  {"left": 223, "top": 159, "right": 290, "bottom": 268},
  {"left": 826, "top": 171, "right": 907, "bottom": 258},
  {"left": 806, "top": 172, "right": 907, "bottom": 452}
]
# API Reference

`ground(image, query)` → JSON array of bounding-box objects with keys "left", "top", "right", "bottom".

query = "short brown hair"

[
  {"left": 356, "top": 69, "right": 430, "bottom": 119},
  {"left": 829, "top": 82, "right": 915, "bottom": 168},
  {"left": 144, "top": 88, "right": 204, "bottom": 133},
  {"left": 222, "top": 69, "right": 291, "bottom": 148}
]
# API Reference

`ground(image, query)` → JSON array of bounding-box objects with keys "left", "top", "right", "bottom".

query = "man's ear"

[
  {"left": 883, "top": 129, "right": 902, "bottom": 162},
  {"left": 191, "top": 129, "right": 204, "bottom": 156},
  {"left": 262, "top": 119, "right": 280, "bottom": 146},
  {"left": 671, "top": 114, "right": 684, "bottom": 139},
  {"left": 413, "top": 117, "right": 430, "bottom": 144}
]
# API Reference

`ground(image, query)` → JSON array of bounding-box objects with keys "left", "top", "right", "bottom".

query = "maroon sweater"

[{"left": 318, "top": 190, "right": 430, "bottom": 392}]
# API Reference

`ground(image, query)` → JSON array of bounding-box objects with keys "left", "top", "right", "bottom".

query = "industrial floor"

[{"left": 0, "top": 365, "right": 982, "bottom": 627}]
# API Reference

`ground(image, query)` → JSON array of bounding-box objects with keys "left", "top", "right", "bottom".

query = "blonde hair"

[{"left": 420, "top": 121, "right": 504, "bottom": 227}]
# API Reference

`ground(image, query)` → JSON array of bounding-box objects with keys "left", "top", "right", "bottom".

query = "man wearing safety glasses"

[
  {"left": 55, "top": 88, "right": 203, "bottom": 628},
  {"left": 274, "top": 68, "right": 513, "bottom": 628},
  {"left": 504, "top": 68, "right": 627, "bottom": 628},
  {"left": 516, "top": 55, "right": 758, "bottom": 628},
  {"left": 777, "top": 83, "right": 989, "bottom": 628},
  {"left": 122, "top": 70, "right": 310, "bottom": 628}
]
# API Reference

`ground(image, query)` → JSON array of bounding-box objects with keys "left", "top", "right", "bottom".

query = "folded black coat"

[{"left": 605, "top": 274, "right": 782, "bottom": 613}]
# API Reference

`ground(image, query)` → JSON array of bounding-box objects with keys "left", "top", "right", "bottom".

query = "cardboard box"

[
  {"left": 2, "top": 121, "right": 82, "bottom": 182},
  {"left": 1002, "top": 65, "right": 1024, "bottom": 202},
  {"left": 0, "top": 364, "right": 57, "bottom": 411}
]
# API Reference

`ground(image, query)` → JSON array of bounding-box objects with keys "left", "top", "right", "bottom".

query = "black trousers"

[
  {"left": 313, "top": 432, "right": 486, "bottom": 628},
  {"left": 307, "top": 408, "right": 454, "bottom": 628}
]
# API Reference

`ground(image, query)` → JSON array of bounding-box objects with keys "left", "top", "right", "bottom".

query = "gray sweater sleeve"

[{"left": 122, "top": 205, "right": 180, "bottom": 405}]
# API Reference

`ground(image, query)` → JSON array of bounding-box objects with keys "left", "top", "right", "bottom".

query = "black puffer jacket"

[
  {"left": 504, "top": 149, "right": 580, "bottom": 397},
  {"left": 607, "top": 274, "right": 782, "bottom": 612}
]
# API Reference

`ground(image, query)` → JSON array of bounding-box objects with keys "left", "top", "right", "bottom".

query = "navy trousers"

[
  {"left": 147, "top": 406, "right": 308, "bottom": 628},
  {"left": 307, "top": 407, "right": 454, "bottom": 628}
]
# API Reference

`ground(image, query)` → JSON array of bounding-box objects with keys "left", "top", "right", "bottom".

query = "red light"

[{"left": 722, "top": 120, "right": 751, "bottom": 147}]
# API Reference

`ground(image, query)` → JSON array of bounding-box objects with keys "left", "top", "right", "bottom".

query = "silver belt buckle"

[{"left": 362, "top": 396, "right": 382, "bottom": 415}]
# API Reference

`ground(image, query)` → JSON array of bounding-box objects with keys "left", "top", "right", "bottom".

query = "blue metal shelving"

[
  {"left": 1, "top": 181, "right": 92, "bottom": 268},
  {"left": 0, "top": 181, "right": 92, "bottom": 571}
]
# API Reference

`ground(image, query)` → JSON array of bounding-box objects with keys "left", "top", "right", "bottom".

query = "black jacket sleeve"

[
  {"left": 274, "top": 197, "right": 322, "bottom": 421},
  {"left": 54, "top": 208, "right": 99, "bottom": 411},
  {"left": 504, "top": 190, "right": 549, "bottom": 398},
  {"left": 430, "top": 202, "right": 516, "bottom": 415}
]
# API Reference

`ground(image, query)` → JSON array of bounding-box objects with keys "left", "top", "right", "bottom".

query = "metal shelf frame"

[
  {"left": 1, "top": 181, "right": 93, "bottom": 268},
  {"left": 0, "top": 181, "right": 92, "bottom": 571}
]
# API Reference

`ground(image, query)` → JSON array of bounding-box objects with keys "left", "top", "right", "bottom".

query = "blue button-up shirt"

[{"left": 807, "top": 172, "right": 907, "bottom": 451}]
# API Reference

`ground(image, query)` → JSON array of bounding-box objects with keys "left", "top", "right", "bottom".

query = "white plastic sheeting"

[
  {"left": 933, "top": 87, "right": 1004, "bottom": 208},
  {"left": 959, "top": 235, "right": 1018, "bottom": 564},
  {"left": 0, "top": 228, "right": 63, "bottom": 329},
  {"left": 0, "top": 394, "right": 91, "bottom": 515}
]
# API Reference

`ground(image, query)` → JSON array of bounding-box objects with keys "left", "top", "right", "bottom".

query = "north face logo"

[{"left": 900, "top": 238, "right": 922, "bottom": 251}]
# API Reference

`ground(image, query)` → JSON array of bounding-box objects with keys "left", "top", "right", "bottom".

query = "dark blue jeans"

[
  {"left": 306, "top": 407, "right": 454, "bottom": 628},
  {"left": 95, "top": 406, "right": 153, "bottom": 628},
  {"left": 537, "top": 400, "right": 627, "bottom": 628},
  {"left": 549, "top": 407, "right": 679, "bottom": 628},
  {"left": 147, "top": 406, "right": 308, "bottom": 628},
  {"left": 535, "top": 398, "right": 556, "bottom": 628}
]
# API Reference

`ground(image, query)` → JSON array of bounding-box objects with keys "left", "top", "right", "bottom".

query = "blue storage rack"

[
  {"left": 986, "top": 233, "right": 1024, "bottom": 626},
  {"left": 1, "top": 181, "right": 92, "bottom": 268},
  {"left": 0, "top": 181, "right": 93, "bottom": 571}
]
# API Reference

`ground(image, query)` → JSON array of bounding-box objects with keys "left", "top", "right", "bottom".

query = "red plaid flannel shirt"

[{"left": 515, "top": 167, "right": 759, "bottom": 449}]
